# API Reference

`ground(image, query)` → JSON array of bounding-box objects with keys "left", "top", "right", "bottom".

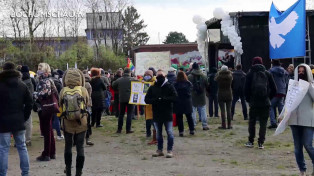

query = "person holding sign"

[
  {"left": 285, "top": 64, "right": 314, "bottom": 176},
  {"left": 142, "top": 70, "right": 157, "bottom": 144},
  {"left": 112, "top": 68, "right": 137, "bottom": 134},
  {"left": 145, "top": 70, "right": 178, "bottom": 158}
]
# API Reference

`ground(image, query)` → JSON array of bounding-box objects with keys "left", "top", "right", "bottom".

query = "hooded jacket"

[
  {"left": 145, "top": 79, "right": 177, "bottom": 122},
  {"left": 59, "top": 69, "right": 89, "bottom": 134},
  {"left": 269, "top": 66, "right": 289, "bottom": 95},
  {"left": 215, "top": 70, "right": 233, "bottom": 102},
  {"left": 288, "top": 64, "right": 314, "bottom": 127},
  {"left": 244, "top": 64, "right": 277, "bottom": 107},
  {"left": 112, "top": 73, "right": 137, "bottom": 103},
  {"left": 188, "top": 69, "right": 209, "bottom": 106},
  {"left": 0, "top": 70, "right": 33, "bottom": 133}
]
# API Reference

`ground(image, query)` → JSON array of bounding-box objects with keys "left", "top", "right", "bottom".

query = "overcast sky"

[{"left": 133, "top": 0, "right": 311, "bottom": 44}]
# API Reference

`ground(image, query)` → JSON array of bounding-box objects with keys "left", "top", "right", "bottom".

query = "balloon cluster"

[
  {"left": 192, "top": 15, "right": 207, "bottom": 63},
  {"left": 213, "top": 8, "right": 243, "bottom": 55}
]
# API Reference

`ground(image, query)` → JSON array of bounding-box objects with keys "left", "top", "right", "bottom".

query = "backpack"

[
  {"left": 61, "top": 86, "right": 86, "bottom": 121},
  {"left": 192, "top": 75, "right": 204, "bottom": 94},
  {"left": 251, "top": 71, "right": 268, "bottom": 99}
]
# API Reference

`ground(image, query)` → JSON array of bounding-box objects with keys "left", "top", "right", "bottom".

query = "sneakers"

[
  {"left": 244, "top": 142, "right": 254, "bottom": 148},
  {"left": 152, "top": 150, "right": 164, "bottom": 157},
  {"left": 86, "top": 140, "right": 94, "bottom": 146},
  {"left": 166, "top": 151, "right": 173, "bottom": 158},
  {"left": 116, "top": 130, "right": 122, "bottom": 134},
  {"left": 50, "top": 155, "right": 56, "bottom": 159},
  {"left": 96, "top": 124, "right": 103, "bottom": 128},
  {"left": 258, "top": 143, "right": 264, "bottom": 149},
  {"left": 268, "top": 124, "right": 277, "bottom": 129},
  {"left": 203, "top": 126, "right": 209, "bottom": 131},
  {"left": 190, "top": 131, "right": 195, "bottom": 135},
  {"left": 57, "top": 135, "right": 64, "bottom": 140},
  {"left": 36, "top": 155, "right": 50, "bottom": 162}
]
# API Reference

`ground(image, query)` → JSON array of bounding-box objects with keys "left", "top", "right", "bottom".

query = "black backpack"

[
  {"left": 251, "top": 71, "right": 268, "bottom": 99},
  {"left": 192, "top": 75, "right": 204, "bottom": 94}
]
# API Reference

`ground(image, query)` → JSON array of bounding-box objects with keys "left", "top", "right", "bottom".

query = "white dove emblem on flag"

[{"left": 269, "top": 11, "right": 299, "bottom": 49}]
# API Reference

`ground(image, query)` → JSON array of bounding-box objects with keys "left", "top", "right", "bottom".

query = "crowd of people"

[{"left": 0, "top": 56, "right": 313, "bottom": 176}]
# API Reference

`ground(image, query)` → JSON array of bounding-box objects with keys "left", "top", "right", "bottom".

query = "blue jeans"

[
  {"left": 52, "top": 114, "right": 62, "bottom": 137},
  {"left": 290, "top": 126, "right": 314, "bottom": 172},
  {"left": 154, "top": 121, "right": 174, "bottom": 152},
  {"left": 270, "top": 97, "right": 284, "bottom": 126},
  {"left": 192, "top": 105, "right": 208, "bottom": 127},
  {"left": 0, "top": 130, "right": 29, "bottom": 176}
]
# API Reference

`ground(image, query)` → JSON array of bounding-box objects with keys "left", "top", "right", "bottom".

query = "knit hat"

[
  {"left": 252, "top": 57, "right": 263, "bottom": 65},
  {"left": 221, "top": 65, "right": 228, "bottom": 71},
  {"left": 144, "top": 70, "right": 153, "bottom": 77},
  {"left": 192, "top": 62, "right": 199, "bottom": 70},
  {"left": 3, "top": 62, "right": 15, "bottom": 71},
  {"left": 148, "top": 67, "right": 157, "bottom": 76},
  {"left": 21, "top": 66, "right": 29, "bottom": 73}
]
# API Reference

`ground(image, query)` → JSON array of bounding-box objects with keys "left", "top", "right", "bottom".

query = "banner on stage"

[
  {"left": 135, "top": 51, "right": 171, "bottom": 76},
  {"left": 129, "top": 81, "right": 152, "bottom": 105}
]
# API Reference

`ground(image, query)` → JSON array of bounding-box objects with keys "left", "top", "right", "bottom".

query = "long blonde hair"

[{"left": 38, "top": 63, "right": 51, "bottom": 74}]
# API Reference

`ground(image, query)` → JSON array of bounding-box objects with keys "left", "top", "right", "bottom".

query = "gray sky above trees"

[{"left": 0, "top": 0, "right": 312, "bottom": 44}]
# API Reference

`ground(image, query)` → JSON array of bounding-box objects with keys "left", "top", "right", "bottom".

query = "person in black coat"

[
  {"left": 231, "top": 64, "right": 248, "bottom": 120},
  {"left": 0, "top": 62, "right": 33, "bottom": 175},
  {"left": 174, "top": 71, "right": 195, "bottom": 136},
  {"left": 90, "top": 68, "right": 107, "bottom": 127},
  {"left": 207, "top": 67, "right": 219, "bottom": 118},
  {"left": 244, "top": 57, "right": 277, "bottom": 149},
  {"left": 166, "top": 67, "right": 177, "bottom": 85},
  {"left": 145, "top": 70, "right": 177, "bottom": 158}
]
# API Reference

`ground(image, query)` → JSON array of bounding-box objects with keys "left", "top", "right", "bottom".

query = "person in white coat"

[{"left": 288, "top": 64, "right": 314, "bottom": 176}]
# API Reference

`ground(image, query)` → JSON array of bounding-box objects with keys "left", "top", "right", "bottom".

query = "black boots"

[
  {"left": 76, "top": 156, "right": 85, "bottom": 176},
  {"left": 64, "top": 153, "right": 72, "bottom": 176}
]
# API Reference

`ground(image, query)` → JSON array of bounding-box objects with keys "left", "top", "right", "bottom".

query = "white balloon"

[{"left": 213, "top": 8, "right": 226, "bottom": 19}]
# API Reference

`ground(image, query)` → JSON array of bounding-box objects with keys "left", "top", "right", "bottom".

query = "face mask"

[
  {"left": 54, "top": 75, "right": 59, "bottom": 79},
  {"left": 156, "top": 75, "right": 165, "bottom": 84},
  {"left": 298, "top": 73, "right": 306, "bottom": 81},
  {"left": 143, "top": 75, "right": 152, "bottom": 81},
  {"left": 37, "top": 70, "right": 44, "bottom": 76}
]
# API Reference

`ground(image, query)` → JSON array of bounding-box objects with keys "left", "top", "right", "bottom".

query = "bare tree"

[{"left": 20, "top": 0, "right": 46, "bottom": 44}]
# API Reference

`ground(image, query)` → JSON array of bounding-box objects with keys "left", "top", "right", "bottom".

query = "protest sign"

[
  {"left": 135, "top": 51, "right": 171, "bottom": 76},
  {"left": 129, "top": 81, "right": 152, "bottom": 105},
  {"left": 274, "top": 79, "right": 310, "bottom": 135}
]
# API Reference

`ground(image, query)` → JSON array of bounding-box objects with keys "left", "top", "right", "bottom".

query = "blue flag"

[{"left": 269, "top": 0, "right": 306, "bottom": 59}]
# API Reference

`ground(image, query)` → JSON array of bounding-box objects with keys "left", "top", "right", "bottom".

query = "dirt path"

[{"left": 6, "top": 105, "right": 308, "bottom": 176}]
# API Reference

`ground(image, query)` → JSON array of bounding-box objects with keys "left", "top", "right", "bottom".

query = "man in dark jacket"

[
  {"left": 188, "top": 63, "right": 209, "bottom": 130},
  {"left": 207, "top": 67, "right": 219, "bottom": 118},
  {"left": 112, "top": 68, "right": 137, "bottom": 134},
  {"left": 0, "top": 62, "right": 33, "bottom": 175},
  {"left": 20, "top": 65, "right": 35, "bottom": 146},
  {"left": 166, "top": 67, "right": 177, "bottom": 85},
  {"left": 145, "top": 70, "right": 177, "bottom": 158},
  {"left": 244, "top": 57, "right": 277, "bottom": 149},
  {"left": 231, "top": 64, "right": 248, "bottom": 120},
  {"left": 268, "top": 60, "right": 288, "bottom": 129}
]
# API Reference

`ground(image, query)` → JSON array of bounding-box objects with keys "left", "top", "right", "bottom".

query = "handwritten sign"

[
  {"left": 129, "top": 81, "right": 153, "bottom": 105},
  {"left": 135, "top": 51, "right": 171, "bottom": 76}
]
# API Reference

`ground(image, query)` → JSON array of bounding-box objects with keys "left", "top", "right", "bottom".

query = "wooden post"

[{"left": 137, "top": 105, "right": 140, "bottom": 120}]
